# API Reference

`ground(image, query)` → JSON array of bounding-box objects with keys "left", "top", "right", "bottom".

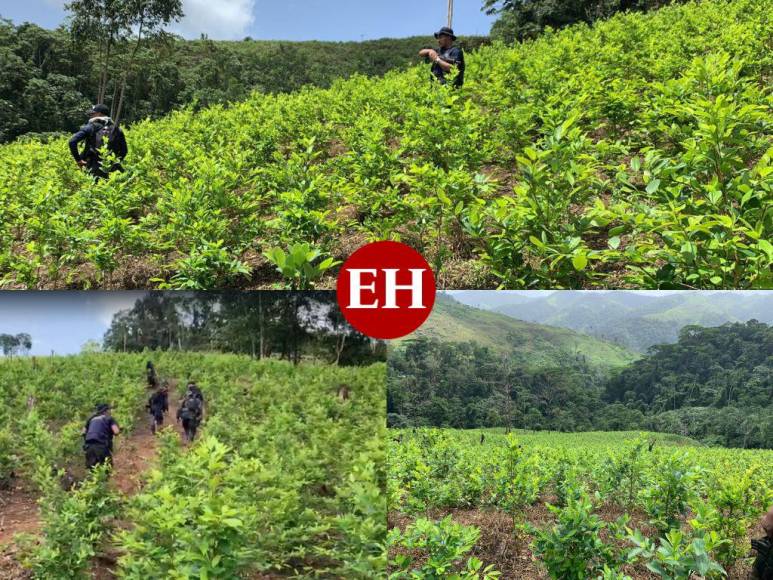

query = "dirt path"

[
  {"left": 0, "top": 384, "right": 185, "bottom": 573},
  {"left": 0, "top": 486, "right": 40, "bottom": 546},
  {"left": 111, "top": 389, "right": 183, "bottom": 496}
]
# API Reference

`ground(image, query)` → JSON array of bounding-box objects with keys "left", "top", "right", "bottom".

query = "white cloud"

[{"left": 172, "top": 0, "right": 256, "bottom": 40}]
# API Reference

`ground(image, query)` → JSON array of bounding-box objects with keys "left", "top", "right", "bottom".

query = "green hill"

[
  {"left": 401, "top": 294, "right": 638, "bottom": 371},
  {"left": 0, "top": 19, "right": 489, "bottom": 143},
  {"left": 492, "top": 291, "right": 773, "bottom": 351},
  {"left": 1, "top": 0, "right": 770, "bottom": 289}
]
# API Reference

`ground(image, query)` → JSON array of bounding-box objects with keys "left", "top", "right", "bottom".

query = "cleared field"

[{"left": 388, "top": 428, "right": 773, "bottom": 578}]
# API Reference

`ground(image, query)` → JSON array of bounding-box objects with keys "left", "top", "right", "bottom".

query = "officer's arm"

[
  {"left": 68, "top": 129, "right": 88, "bottom": 162},
  {"left": 111, "top": 423, "right": 120, "bottom": 435},
  {"left": 437, "top": 47, "right": 462, "bottom": 72},
  {"left": 434, "top": 57, "right": 453, "bottom": 72}
]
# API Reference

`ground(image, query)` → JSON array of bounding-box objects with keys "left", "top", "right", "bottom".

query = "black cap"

[
  {"left": 95, "top": 403, "right": 112, "bottom": 413},
  {"left": 434, "top": 26, "right": 457, "bottom": 40},
  {"left": 89, "top": 104, "right": 110, "bottom": 116}
]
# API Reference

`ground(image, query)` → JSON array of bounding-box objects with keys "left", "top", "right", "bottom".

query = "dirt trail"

[
  {"left": 0, "top": 384, "right": 185, "bottom": 553},
  {"left": 0, "top": 486, "right": 40, "bottom": 546},
  {"left": 111, "top": 388, "right": 184, "bottom": 496}
]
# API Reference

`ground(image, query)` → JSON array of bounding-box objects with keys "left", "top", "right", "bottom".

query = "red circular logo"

[{"left": 337, "top": 241, "right": 436, "bottom": 340}]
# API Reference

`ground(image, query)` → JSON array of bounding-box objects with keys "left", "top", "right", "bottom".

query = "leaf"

[
  {"left": 645, "top": 179, "right": 661, "bottom": 195},
  {"left": 608, "top": 236, "right": 621, "bottom": 250},
  {"left": 572, "top": 254, "right": 588, "bottom": 271},
  {"left": 758, "top": 239, "right": 773, "bottom": 260}
]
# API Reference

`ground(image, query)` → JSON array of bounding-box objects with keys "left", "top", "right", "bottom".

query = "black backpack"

[
  {"left": 91, "top": 121, "right": 127, "bottom": 160},
  {"left": 182, "top": 396, "right": 202, "bottom": 419},
  {"left": 753, "top": 538, "right": 773, "bottom": 580}
]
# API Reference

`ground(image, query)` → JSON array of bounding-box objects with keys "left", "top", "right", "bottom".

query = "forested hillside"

[
  {"left": 389, "top": 315, "right": 773, "bottom": 448},
  {"left": 489, "top": 291, "right": 773, "bottom": 351},
  {"left": 401, "top": 294, "right": 637, "bottom": 370},
  {"left": 0, "top": 18, "right": 486, "bottom": 142},
  {"left": 606, "top": 321, "right": 772, "bottom": 447},
  {"left": 1, "top": 0, "right": 770, "bottom": 289},
  {"left": 388, "top": 337, "right": 620, "bottom": 431}
]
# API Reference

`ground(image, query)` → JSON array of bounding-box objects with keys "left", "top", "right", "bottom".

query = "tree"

[
  {"left": 81, "top": 339, "right": 102, "bottom": 353},
  {"left": 66, "top": 0, "right": 132, "bottom": 103},
  {"left": 66, "top": 0, "right": 183, "bottom": 122},
  {"left": 0, "top": 333, "right": 32, "bottom": 356},
  {"left": 482, "top": 0, "right": 680, "bottom": 42},
  {"left": 113, "top": 0, "right": 184, "bottom": 125}
]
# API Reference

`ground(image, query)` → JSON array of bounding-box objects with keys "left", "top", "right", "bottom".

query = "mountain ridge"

[{"left": 397, "top": 294, "right": 638, "bottom": 371}]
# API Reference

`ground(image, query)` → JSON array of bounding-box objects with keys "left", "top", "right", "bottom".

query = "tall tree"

[{"left": 113, "top": 0, "right": 183, "bottom": 125}]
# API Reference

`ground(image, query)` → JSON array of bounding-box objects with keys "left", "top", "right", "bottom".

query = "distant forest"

[
  {"left": 103, "top": 292, "right": 386, "bottom": 366},
  {"left": 0, "top": 18, "right": 487, "bottom": 143},
  {"left": 388, "top": 321, "right": 773, "bottom": 449}
]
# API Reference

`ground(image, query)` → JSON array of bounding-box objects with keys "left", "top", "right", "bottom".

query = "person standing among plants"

[
  {"left": 753, "top": 507, "right": 773, "bottom": 579},
  {"left": 82, "top": 403, "right": 120, "bottom": 470},
  {"left": 146, "top": 360, "right": 158, "bottom": 388},
  {"left": 68, "top": 104, "right": 128, "bottom": 180},
  {"left": 418, "top": 27, "right": 465, "bottom": 88},
  {"left": 177, "top": 384, "right": 204, "bottom": 443},
  {"left": 147, "top": 385, "right": 169, "bottom": 434}
]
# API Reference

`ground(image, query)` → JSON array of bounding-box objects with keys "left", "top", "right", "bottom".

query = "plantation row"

[
  {"left": 0, "top": 0, "right": 770, "bottom": 289},
  {"left": 388, "top": 429, "right": 773, "bottom": 578},
  {"left": 0, "top": 353, "right": 386, "bottom": 578}
]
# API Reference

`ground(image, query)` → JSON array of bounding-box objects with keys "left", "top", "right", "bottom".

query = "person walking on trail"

[
  {"left": 177, "top": 384, "right": 203, "bottom": 443},
  {"left": 753, "top": 507, "right": 773, "bottom": 579},
  {"left": 185, "top": 381, "right": 205, "bottom": 413},
  {"left": 147, "top": 385, "right": 169, "bottom": 434},
  {"left": 68, "top": 104, "right": 128, "bottom": 180},
  {"left": 419, "top": 26, "right": 465, "bottom": 88},
  {"left": 146, "top": 360, "right": 158, "bottom": 388},
  {"left": 82, "top": 403, "right": 120, "bottom": 470}
]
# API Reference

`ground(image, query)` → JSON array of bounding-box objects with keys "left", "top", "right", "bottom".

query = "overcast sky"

[
  {"left": 1, "top": 0, "right": 495, "bottom": 41},
  {"left": 447, "top": 290, "right": 772, "bottom": 307},
  {"left": 0, "top": 292, "right": 143, "bottom": 355}
]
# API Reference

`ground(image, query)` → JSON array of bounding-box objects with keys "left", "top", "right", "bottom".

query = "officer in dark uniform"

[
  {"left": 147, "top": 385, "right": 169, "bottom": 434},
  {"left": 419, "top": 26, "right": 465, "bottom": 88},
  {"left": 82, "top": 403, "right": 120, "bottom": 470},
  {"left": 177, "top": 384, "right": 204, "bottom": 443},
  {"left": 68, "top": 104, "right": 127, "bottom": 179},
  {"left": 753, "top": 507, "right": 773, "bottom": 580},
  {"left": 146, "top": 360, "right": 158, "bottom": 388}
]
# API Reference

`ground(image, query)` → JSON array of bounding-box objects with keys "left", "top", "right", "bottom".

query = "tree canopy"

[
  {"left": 103, "top": 292, "right": 386, "bottom": 366},
  {"left": 389, "top": 322, "right": 773, "bottom": 448},
  {"left": 483, "top": 0, "right": 681, "bottom": 42}
]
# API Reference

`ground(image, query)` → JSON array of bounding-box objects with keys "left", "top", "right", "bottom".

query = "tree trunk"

[
  {"left": 98, "top": 36, "right": 113, "bottom": 103},
  {"left": 258, "top": 292, "right": 264, "bottom": 359},
  {"left": 114, "top": 19, "right": 145, "bottom": 127},
  {"left": 335, "top": 334, "right": 346, "bottom": 365}
]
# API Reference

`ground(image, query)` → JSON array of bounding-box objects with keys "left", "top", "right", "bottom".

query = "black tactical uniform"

[
  {"left": 83, "top": 404, "right": 118, "bottom": 469},
  {"left": 753, "top": 537, "right": 773, "bottom": 580}
]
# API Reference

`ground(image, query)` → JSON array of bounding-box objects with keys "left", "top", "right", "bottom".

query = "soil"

[
  {"left": 389, "top": 501, "right": 762, "bottom": 580},
  {"left": 0, "top": 485, "right": 40, "bottom": 546},
  {"left": 0, "top": 386, "right": 186, "bottom": 578}
]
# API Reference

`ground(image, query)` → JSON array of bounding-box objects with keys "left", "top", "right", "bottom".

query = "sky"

[
  {"left": 446, "top": 290, "right": 771, "bottom": 309},
  {"left": 1, "top": 0, "right": 496, "bottom": 41},
  {"left": 0, "top": 292, "right": 144, "bottom": 355}
]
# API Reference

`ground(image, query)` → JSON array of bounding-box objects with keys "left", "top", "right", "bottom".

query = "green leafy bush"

[
  {"left": 531, "top": 492, "right": 624, "bottom": 579},
  {"left": 628, "top": 529, "right": 727, "bottom": 579},
  {"left": 21, "top": 464, "right": 120, "bottom": 580},
  {"left": 388, "top": 516, "right": 501, "bottom": 579},
  {"left": 1, "top": 0, "right": 770, "bottom": 289}
]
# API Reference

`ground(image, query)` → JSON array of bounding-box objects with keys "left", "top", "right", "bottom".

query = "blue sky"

[
  {"left": 0, "top": 292, "right": 143, "bottom": 355},
  {"left": 1, "top": 0, "right": 496, "bottom": 41}
]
